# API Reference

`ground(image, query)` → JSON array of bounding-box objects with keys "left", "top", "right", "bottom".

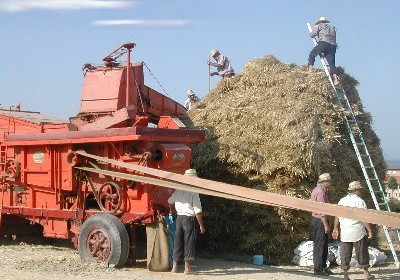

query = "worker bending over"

[
  {"left": 207, "top": 49, "right": 235, "bottom": 79},
  {"left": 184, "top": 89, "right": 200, "bottom": 111}
]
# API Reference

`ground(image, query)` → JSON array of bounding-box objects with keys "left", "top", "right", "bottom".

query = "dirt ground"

[{"left": 0, "top": 237, "right": 399, "bottom": 280}]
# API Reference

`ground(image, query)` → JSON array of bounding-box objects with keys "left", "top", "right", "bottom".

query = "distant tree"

[
  {"left": 388, "top": 177, "right": 399, "bottom": 190},
  {"left": 388, "top": 198, "right": 400, "bottom": 213}
]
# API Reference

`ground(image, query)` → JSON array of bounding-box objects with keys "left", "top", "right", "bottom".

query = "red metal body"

[{"left": 0, "top": 43, "right": 204, "bottom": 266}]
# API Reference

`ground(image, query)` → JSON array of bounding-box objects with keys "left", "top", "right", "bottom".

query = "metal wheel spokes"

[
  {"left": 86, "top": 229, "right": 111, "bottom": 262},
  {"left": 98, "top": 181, "right": 123, "bottom": 213}
]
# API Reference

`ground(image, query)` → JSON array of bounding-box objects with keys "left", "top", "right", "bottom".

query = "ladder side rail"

[
  {"left": 362, "top": 147, "right": 391, "bottom": 207},
  {"left": 342, "top": 80, "right": 400, "bottom": 268},
  {"left": 344, "top": 120, "right": 381, "bottom": 209},
  {"left": 382, "top": 226, "right": 400, "bottom": 267},
  {"left": 341, "top": 91, "right": 390, "bottom": 209},
  {"left": 334, "top": 86, "right": 389, "bottom": 208}
]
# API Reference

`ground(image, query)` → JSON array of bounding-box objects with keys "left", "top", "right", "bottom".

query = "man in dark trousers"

[
  {"left": 168, "top": 169, "right": 205, "bottom": 274},
  {"left": 308, "top": 16, "right": 340, "bottom": 86},
  {"left": 311, "top": 173, "right": 334, "bottom": 276}
]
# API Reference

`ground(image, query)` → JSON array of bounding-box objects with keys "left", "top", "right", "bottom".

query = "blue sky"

[{"left": 0, "top": 0, "right": 399, "bottom": 161}]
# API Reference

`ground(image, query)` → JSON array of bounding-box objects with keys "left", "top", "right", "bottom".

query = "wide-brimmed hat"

[
  {"left": 348, "top": 181, "right": 364, "bottom": 191},
  {"left": 318, "top": 173, "right": 332, "bottom": 182},
  {"left": 186, "top": 89, "right": 195, "bottom": 96},
  {"left": 315, "top": 16, "right": 330, "bottom": 25},
  {"left": 210, "top": 49, "right": 219, "bottom": 57},
  {"left": 184, "top": 169, "right": 198, "bottom": 177}
]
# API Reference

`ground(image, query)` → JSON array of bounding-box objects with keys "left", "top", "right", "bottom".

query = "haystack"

[{"left": 183, "top": 55, "right": 385, "bottom": 262}]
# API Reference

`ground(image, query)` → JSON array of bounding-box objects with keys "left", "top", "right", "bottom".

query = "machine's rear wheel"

[{"left": 78, "top": 214, "right": 129, "bottom": 267}]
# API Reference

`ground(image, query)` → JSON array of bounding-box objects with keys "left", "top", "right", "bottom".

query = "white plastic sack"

[
  {"left": 292, "top": 241, "right": 333, "bottom": 267},
  {"left": 293, "top": 241, "right": 314, "bottom": 256},
  {"left": 336, "top": 246, "right": 387, "bottom": 267}
]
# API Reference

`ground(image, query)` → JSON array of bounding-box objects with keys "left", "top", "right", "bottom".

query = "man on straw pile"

[
  {"left": 207, "top": 49, "right": 235, "bottom": 79},
  {"left": 168, "top": 169, "right": 206, "bottom": 275},
  {"left": 311, "top": 173, "right": 334, "bottom": 276},
  {"left": 184, "top": 89, "right": 200, "bottom": 111},
  {"left": 308, "top": 16, "right": 340, "bottom": 86},
  {"left": 332, "top": 181, "right": 375, "bottom": 280}
]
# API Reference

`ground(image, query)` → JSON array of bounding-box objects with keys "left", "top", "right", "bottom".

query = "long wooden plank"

[
  {"left": 76, "top": 166, "right": 263, "bottom": 205},
  {"left": 75, "top": 151, "right": 400, "bottom": 228}
]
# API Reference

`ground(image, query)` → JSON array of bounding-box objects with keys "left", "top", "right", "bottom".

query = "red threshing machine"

[{"left": 0, "top": 42, "right": 205, "bottom": 267}]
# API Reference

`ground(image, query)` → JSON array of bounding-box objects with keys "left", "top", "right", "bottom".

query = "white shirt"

[
  {"left": 337, "top": 193, "right": 367, "bottom": 242},
  {"left": 168, "top": 190, "right": 202, "bottom": 216},
  {"left": 184, "top": 96, "right": 200, "bottom": 111},
  {"left": 214, "top": 54, "right": 234, "bottom": 76}
]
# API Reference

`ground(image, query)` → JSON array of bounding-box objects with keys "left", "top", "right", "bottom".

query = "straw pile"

[{"left": 183, "top": 55, "right": 385, "bottom": 262}]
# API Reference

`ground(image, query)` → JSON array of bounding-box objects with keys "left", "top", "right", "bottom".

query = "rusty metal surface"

[
  {"left": 76, "top": 151, "right": 400, "bottom": 228},
  {"left": 0, "top": 108, "right": 67, "bottom": 125}
]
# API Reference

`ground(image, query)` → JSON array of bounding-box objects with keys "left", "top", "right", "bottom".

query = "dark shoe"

[
  {"left": 323, "top": 268, "right": 334, "bottom": 275},
  {"left": 314, "top": 269, "right": 330, "bottom": 276}
]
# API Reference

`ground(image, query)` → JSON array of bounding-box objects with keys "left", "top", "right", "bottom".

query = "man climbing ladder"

[{"left": 307, "top": 16, "right": 340, "bottom": 86}]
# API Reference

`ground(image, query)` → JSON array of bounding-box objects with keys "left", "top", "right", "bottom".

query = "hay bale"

[{"left": 185, "top": 55, "right": 385, "bottom": 262}]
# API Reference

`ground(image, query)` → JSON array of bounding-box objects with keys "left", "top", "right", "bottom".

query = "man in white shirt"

[
  {"left": 168, "top": 169, "right": 205, "bottom": 274},
  {"left": 184, "top": 89, "right": 200, "bottom": 111},
  {"left": 332, "top": 181, "right": 374, "bottom": 280},
  {"left": 207, "top": 49, "right": 235, "bottom": 79}
]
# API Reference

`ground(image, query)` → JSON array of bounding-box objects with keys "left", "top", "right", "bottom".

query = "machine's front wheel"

[{"left": 78, "top": 214, "right": 129, "bottom": 267}]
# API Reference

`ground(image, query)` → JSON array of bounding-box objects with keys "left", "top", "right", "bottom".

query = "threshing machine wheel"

[
  {"left": 78, "top": 214, "right": 129, "bottom": 267},
  {"left": 98, "top": 181, "right": 123, "bottom": 213}
]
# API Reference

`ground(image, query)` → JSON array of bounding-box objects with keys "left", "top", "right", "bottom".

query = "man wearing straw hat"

[
  {"left": 332, "top": 181, "right": 374, "bottom": 280},
  {"left": 308, "top": 16, "right": 340, "bottom": 86},
  {"left": 207, "top": 49, "right": 235, "bottom": 79},
  {"left": 311, "top": 172, "right": 334, "bottom": 276},
  {"left": 184, "top": 89, "right": 200, "bottom": 111},
  {"left": 168, "top": 169, "right": 205, "bottom": 275}
]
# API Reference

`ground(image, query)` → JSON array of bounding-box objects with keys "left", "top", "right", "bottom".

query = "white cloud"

[
  {"left": 93, "top": 19, "right": 191, "bottom": 26},
  {"left": 0, "top": 0, "right": 133, "bottom": 12}
]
